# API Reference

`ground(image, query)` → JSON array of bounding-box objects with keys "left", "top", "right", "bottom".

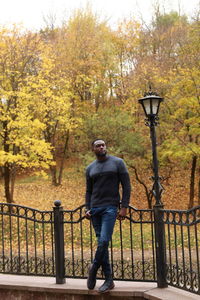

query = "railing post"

[
  {"left": 53, "top": 200, "right": 66, "bottom": 284},
  {"left": 154, "top": 204, "right": 168, "bottom": 288}
]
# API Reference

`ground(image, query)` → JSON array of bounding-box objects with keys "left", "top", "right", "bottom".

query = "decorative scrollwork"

[
  {"left": 163, "top": 207, "right": 200, "bottom": 226},
  {"left": 64, "top": 258, "right": 155, "bottom": 281},
  {"left": 0, "top": 255, "right": 55, "bottom": 275},
  {"left": 127, "top": 207, "right": 154, "bottom": 224},
  {"left": 63, "top": 206, "right": 85, "bottom": 224},
  {"left": 0, "top": 204, "right": 53, "bottom": 223},
  {"left": 167, "top": 264, "right": 199, "bottom": 293}
]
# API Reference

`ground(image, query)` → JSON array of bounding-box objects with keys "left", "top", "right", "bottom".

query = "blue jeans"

[{"left": 90, "top": 206, "right": 117, "bottom": 278}]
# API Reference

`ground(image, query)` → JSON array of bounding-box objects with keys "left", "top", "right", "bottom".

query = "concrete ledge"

[
  {"left": 0, "top": 274, "right": 199, "bottom": 299},
  {"left": 144, "top": 286, "right": 200, "bottom": 300}
]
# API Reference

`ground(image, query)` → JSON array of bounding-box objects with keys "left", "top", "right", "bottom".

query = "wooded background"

[{"left": 0, "top": 4, "right": 199, "bottom": 209}]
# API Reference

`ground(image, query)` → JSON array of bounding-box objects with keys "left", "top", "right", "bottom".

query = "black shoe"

[
  {"left": 87, "top": 264, "right": 98, "bottom": 290},
  {"left": 98, "top": 278, "right": 115, "bottom": 293}
]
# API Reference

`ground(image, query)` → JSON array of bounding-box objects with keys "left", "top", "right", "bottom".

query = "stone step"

[{"left": 0, "top": 274, "right": 199, "bottom": 299}]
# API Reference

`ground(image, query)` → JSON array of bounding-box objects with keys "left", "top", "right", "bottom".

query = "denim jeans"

[{"left": 90, "top": 206, "right": 118, "bottom": 278}]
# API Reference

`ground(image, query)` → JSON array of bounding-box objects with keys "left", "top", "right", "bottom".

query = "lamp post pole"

[
  {"left": 149, "top": 115, "right": 162, "bottom": 206},
  {"left": 138, "top": 92, "right": 167, "bottom": 288},
  {"left": 149, "top": 115, "right": 167, "bottom": 288}
]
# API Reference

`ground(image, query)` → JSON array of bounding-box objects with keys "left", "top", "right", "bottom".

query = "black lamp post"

[
  {"left": 138, "top": 92, "right": 164, "bottom": 206},
  {"left": 138, "top": 90, "right": 167, "bottom": 288}
]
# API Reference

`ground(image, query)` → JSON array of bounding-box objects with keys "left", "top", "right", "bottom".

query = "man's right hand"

[
  {"left": 85, "top": 209, "right": 91, "bottom": 219},
  {"left": 117, "top": 207, "right": 127, "bottom": 220}
]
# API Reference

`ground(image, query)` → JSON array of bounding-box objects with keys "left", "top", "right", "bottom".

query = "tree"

[
  {"left": 22, "top": 43, "right": 74, "bottom": 185},
  {"left": 0, "top": 26, "right": 53, "bottom": 202},
  {"left": 160, "top": 19, "right": 200, "bottom": 208},
  {"left": 56, "top": 8, "right": 118, "bottom": 112}
]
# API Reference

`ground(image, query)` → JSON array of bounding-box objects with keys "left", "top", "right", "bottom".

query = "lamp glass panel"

[
  {"left": 143, "top": 99, "right": 151, "bottom": 115},
  {"left": 151, "top": 98, "right": 160, "bottom": 115}
]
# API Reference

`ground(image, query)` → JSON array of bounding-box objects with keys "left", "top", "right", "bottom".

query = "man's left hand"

[{"left": 117, "top": 207, "right": 127, "bottom": 220}]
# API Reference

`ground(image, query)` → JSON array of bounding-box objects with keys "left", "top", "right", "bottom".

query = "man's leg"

[
  {"left": 87, "top": 206, "right": 117, "bottom": 291},
  {"left": 96, "top": 206, "right": 117, "bottom": 293},
  {"left": 101, "top": 248, "right": 111, "bottom": 278},
  {"left": 87, "top": 208, "right": 102, "bottom": 290}
]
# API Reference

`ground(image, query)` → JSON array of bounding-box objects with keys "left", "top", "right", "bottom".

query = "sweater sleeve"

[
  {"left": 118, "top": 160, "right": 131, "bottom": 208},
  {"left": 85, "top": 168, "right": 93, "bottom": 210}
]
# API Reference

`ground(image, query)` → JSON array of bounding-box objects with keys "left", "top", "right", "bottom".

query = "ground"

[{"left": 0, "top": 162, "right": 198, "bottom": 210}]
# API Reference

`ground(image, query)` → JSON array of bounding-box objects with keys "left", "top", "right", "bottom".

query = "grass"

[{"left": 17, "top": 175, "right": 49, "bottom": 184}]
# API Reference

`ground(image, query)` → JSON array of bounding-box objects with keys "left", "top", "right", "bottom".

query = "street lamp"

[
  {"left": 138, "top": 93, "right": 163, "bottom": 120},
  {"left": 138, "top": 91, "right": 164, "bottom": 206},
  {"left": 138, "top": 90, "right": 167, "bottom": 288}
]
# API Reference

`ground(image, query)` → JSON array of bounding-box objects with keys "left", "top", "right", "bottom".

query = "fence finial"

[{"left": 54, "top": 200, "right": 61, "bottom": 207}]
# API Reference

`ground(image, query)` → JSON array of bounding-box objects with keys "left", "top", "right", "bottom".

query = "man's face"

[{"left": 92, "top": 140, "right": 107, "bottom": 157}]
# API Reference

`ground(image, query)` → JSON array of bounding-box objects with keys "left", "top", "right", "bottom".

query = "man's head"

[{"left": 91, "top": 139, "right": 107, "bottom": 158}]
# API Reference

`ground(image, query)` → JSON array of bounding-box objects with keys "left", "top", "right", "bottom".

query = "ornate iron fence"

[
  {"left": 62, "top": 204, "right": 155, "bottom": 282},
  {"left": 0, "top": 203, "right": 54, "bottom": 276},
  {"left": 163, "top": 206, "right": 200, "bottom": 294},
  {"left": 0, "top": 201, "right": 199, "bottom": 295}
]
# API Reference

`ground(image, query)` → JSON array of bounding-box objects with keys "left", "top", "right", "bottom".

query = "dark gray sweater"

[{"left": 85, "top": 155, "right": 131, "bottom": 209}]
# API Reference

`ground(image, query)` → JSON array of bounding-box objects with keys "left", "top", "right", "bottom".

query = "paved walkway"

[{"left": 0, "top": 274, "right": 199, "bottom": 299}]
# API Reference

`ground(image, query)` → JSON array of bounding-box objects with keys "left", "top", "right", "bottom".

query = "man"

[{"left": 85, "top": 139, "right": 131, "bottom": 293}]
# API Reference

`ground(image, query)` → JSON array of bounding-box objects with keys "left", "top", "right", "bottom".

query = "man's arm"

[
  {"left": 120, "top": 172, "right": 131, "bottom": 208},
  {"left": 85, "top": 169, "right": 92, "bottom": 218},
  {"left": 118, "top": 160, "right": 131, "bottom": 219}
]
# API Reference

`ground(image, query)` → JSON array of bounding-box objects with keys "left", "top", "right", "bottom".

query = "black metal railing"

[
  {"left": 0, "top": 203, "right": 54, "bottom": 276},
  {"left": 62, "top": 204, "right": 155, "bottom": 282},
  {"left": 163, "top": 206, "right": 200, "bottom": 294},
  {"left": 0, "top": 201, "right": 199, "bottom": 295}
]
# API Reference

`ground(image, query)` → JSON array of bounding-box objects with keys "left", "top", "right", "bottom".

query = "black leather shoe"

[
  {"left": 98, "top": 278, "right": 115, "bottom": 293},
  {"left": 87, "top": 264, "right": 98, "bottom": 290}
]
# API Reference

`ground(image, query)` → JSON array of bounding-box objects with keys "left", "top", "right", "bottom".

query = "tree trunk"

[
  {"left": 10, "top": 165, "right": 16, "bottom": 202},
  {"left": 50, "top": 165, "right": 59, "bottom": 186},
  {"left": 188, "top": 155, "right": 197, "bottom": 209},
  {"left": 48, "top": 131, "right": 59, "bottom": 186},
  {"left": 2, "top": 121, "right": 13, "bottom": 203},
  {"left": 198, "top": 166, "right": 200, "bottom": 206},
  {"left": 130, "top": 165, "right": 153, "bottom": 209},
  {"left": 4, "top": 164, "right": 13, "bottom": 203},
  {"left": 58, "top": 130, "right": 70, "bottom": 185}
]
